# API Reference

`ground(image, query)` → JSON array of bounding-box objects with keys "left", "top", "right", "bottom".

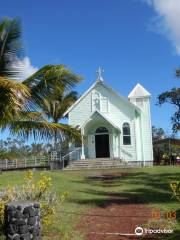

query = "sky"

[{"left": 0, "top": 0, "right": 180, "bottom": 139}]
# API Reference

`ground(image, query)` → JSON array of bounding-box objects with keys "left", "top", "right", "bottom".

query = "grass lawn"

[{"left": 0, "top": 166, "right": 180, "bottom": 239}]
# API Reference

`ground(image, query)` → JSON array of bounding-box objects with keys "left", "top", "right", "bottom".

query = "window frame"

[
  {"left": 91, "top": 90, "right": 109, "bottom": 113},
  {"left": 122, "top": 122, "right": 131, "bottom": 146}
]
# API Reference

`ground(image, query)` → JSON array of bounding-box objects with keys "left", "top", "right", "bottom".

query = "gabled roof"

[
  {"left": 80, "top": 110, "right": 121, "bottom": 131},
  {"left": 63, "top": 80, "right": 140, "bottom": 116},
  {"left": 128, "top": 83, "right": 151, "bottom": 98}
]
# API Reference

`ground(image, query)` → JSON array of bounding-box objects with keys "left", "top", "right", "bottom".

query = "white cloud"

[
  {"left": 10, "top": 57, "right": 38, "bottom": 81},
  {"left": 143, "top": 0, "right": 180, "bottom": 55}
]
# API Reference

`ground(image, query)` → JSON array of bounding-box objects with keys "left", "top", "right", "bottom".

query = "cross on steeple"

[{"left": 96, "top": 66, "right": 104, "bottom": 81}]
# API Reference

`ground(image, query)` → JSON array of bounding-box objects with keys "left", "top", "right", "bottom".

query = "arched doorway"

[{"left": 95, "top": 127, "right": 110, "bottom": 158}]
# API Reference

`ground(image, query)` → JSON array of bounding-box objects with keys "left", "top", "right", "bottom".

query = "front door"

[{"left": 95, "top": 134, "right": 110, "bottom": 158}]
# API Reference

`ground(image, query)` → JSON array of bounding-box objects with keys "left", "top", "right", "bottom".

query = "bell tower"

[{"left": 128, "top": 83, "right": 153, "bottom": 165}]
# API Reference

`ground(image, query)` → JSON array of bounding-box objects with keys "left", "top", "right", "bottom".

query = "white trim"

[
  {"left": 80, "top": 110, "right": 121, "bottom": 131},
  {"left": 128, "top": 83, "right": 151, "bottom": 98},
  {"left": 147, "top": 98, "right": 154, "bottom": 161},
  {"left": 63, "top": 80, "right": 141, "bottom": 117},
  {"left": 81, "top": 128, "right": 85, "bottom": 159},
  {"left": 91, "top": 92, "right": 93, "bottom": 112},
  {"left": 122, "top": 122, "right": 132, "bottom": 146},
  {"left": 64, "top": 81, "right": 98, "bottom": 116},
  {"left": 102, "top": 83, "right": 140, "bottom": 111},
  {"left": 118, "top": 133, "right": 121, "bottom": 158}
]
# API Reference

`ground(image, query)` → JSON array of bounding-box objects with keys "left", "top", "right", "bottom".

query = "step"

[
  {"left": 63, "top": 158, "right": 132, "bottom": 170},
  {"left": 64, "top": 165, "right": 135, "bottom": 170}
]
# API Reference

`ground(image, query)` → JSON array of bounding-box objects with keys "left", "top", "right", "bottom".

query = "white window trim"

[{"left": 122, "top": 122, "right": 132, "bottom": 146}]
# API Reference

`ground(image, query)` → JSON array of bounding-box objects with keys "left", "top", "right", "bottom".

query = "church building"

[{"left": 64, "top": 68, "right": 153, "bottom": 166}]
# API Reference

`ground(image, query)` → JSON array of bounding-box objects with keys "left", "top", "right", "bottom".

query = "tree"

[
  {"left": 152, "top": 126, "right": 166, "bottom": 141},
  {"left": 12, "top": 65, "right": 82, "bottom": 142},
  {"left": 0, "top": 17, "right": 81, "bottom": 143},
  {"left": 157, "top": 71, "right": 180, "bottom": 132},
  {"left": 39, "top": 88, "right": 78, "bottom": 150},
  {"left": 0, "top": 18, "right": 30, "bottom": 123}
]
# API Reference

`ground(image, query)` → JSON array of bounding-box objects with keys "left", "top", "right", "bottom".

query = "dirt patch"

[
  {"left": 77, "top": 173, "right": 155, "bottom": 240},
  {"left": 86, "top": 173, "right": 132, "bottom": 181},
  {"left": 85, "top": 173, "right": 133, "bottom": 187}
]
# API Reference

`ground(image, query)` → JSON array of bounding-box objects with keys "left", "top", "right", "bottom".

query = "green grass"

[{"left": 0, "top": 166, "right": 180, "bottom": 239}]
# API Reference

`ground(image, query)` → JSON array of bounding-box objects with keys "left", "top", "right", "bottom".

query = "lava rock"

[{"left": 5, "top": 202, "right": 41, "bottom": 240}]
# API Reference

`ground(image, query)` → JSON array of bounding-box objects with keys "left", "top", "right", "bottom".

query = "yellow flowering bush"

[
  {"left": 0, "top": 171, "right": 69, "bottom": 227},
  {"left": 170, "top": 181, "right": 180, "bottom": 201}
]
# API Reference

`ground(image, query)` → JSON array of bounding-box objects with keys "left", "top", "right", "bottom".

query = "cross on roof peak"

[{"left": 96, "top": 66, "right": 104, "bottom": 81}]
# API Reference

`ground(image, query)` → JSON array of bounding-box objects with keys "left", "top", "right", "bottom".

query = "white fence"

[{"left": 0, "top": 156, "right": 50, "bottom": 170}]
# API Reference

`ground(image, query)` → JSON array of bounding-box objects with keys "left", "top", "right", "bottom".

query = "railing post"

[
  {"left": 81, "top": 129, "right": 85, "bottom": 159},
  {"left": 5, "top": 159, "right": 7, "bottom": 169},
  {"left": 62, "top": 157, "right": 64, "bottom": 169}
]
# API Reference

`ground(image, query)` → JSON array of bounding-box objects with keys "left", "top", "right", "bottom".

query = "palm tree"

[
  {"left": 0, "top": 17, "right": 30, "bottom": 123},
  {"left": 0, "top": 17, "right": 81, "bottom": 142},
  {"left": 39, "top": 88, "right": 78, "bottom": 150}
]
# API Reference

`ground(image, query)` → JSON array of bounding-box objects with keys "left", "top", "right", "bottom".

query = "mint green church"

[{"left": 64, "top": 68, "right": 153, "bottom": 166}]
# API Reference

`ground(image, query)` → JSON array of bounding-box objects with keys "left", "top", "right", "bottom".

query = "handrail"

[
  {"left": 62, "top": 147, "right": 82, "bottom": 160},
  {"left": 62, "top": 147, "right": 82, "bottom": 169}
]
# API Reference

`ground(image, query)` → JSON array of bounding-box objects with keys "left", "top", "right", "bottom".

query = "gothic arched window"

[
  {"left": 93, "top": 92, "right": 100, "bottom": 111},
  {"left": 122, "top": 123, "right": 131, "bottom": 145},
  {"left": 96, "top": 127, "right": 108, "bottom": 134}
]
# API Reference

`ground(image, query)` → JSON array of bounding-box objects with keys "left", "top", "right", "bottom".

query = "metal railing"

[
  {"left": 0, "top": 156, "right": 50, "bottom": 170},
  {"left": 62, "top": 147, "right": 82, "bottom": 168}
]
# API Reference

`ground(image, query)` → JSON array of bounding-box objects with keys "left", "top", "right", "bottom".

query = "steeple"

[
  {"left": 96, "top": 66, "right": 104, "bottom": 81},
  {"left": 128, "top": 83, "right": 151, "bottom": 98}
]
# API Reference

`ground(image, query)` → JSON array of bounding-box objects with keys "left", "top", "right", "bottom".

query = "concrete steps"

[{"left": 64, "top": 158, "right": 131, "bottom": 170}]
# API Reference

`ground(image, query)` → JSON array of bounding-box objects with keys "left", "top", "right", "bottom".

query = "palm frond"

[
  {"left": 39, "top": 90, "right": 78, "bottom": 122},
  {"left": 7, "top": 120, "right": 81, "bottom": 142},
  {"left": 0, "top": 17, "right": 23, "bottom": 78},
  {"left": 0, "top": 76, "right": 30, "bottom": 123},
  {"left": 19, "top": 111, "right": 44, "bottom": 121},
  {"left": 23, "top": 65, "right": 82, "bottom": 105}
]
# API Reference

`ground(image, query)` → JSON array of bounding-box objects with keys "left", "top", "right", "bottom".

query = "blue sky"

[{"left": 0, "top": 0, "right": 180, "bottom": 138}]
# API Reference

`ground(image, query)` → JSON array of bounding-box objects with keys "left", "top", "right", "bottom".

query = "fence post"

[
  {"left": 25, "top": 157, "right": 27, "bottom": 168},
  {"left": 34, "top": 156, "right": 37, "bottom": 166},
  {"left": 16, "top": 159, "right": 18, "bottom": 168},
  {"left": 5, "top": 159, "right": 7, "bottom": 169},
  {"left": 63, "top": 157, "right": 64, "bottom": 169}
]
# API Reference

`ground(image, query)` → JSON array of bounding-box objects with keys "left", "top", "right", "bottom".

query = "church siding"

[
  {"left": 94, "top": 84, "right": 137, "bottom": 161},
  {"left": 141, "top": 98, "right": 153, "bottom": 163},
  {"left": 68, "top": 80, "right": 153, "bottom": 164},
  {"left": 69, "top": 91, "right": 92, "bottom": 127}
]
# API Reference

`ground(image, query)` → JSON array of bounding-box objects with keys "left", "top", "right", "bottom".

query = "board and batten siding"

[
  {"left": 69, "top": 82, "right": 140, "bottom": 161},
  {"left": 69, "top": 91, "right": 92, "bottom": 127},
  {"left": 130, "top": 97, "right": 153, "bottom": 163},
  {"left": 94, "top": 84, "right": 137, "bottom": 161},
  {"left": 140, "top": 98, "right": 153, "bottom": 162}
]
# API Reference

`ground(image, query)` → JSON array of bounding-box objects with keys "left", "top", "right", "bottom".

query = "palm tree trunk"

[{"left": 54, "top": 129, "right": 58, "bottom": 151}]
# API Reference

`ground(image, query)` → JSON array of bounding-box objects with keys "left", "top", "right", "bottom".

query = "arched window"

[
  {"left": 122, "top": 123, "right": 131, "bottom": 145},
  {"left": 96, "top": 127, "right": 108, "bottom": 134},
  {"left": 93, "top": 92, "right": 100, "bottom": 111}
]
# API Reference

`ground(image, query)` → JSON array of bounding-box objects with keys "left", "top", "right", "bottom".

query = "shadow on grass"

[
  {"left": 68, "top": 188, "right": 177, "bottom": 208},
  {"left": 68, "top": 171, "right": 180, "bottom": 207}
]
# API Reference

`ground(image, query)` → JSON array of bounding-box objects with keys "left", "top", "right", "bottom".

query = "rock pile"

[{"left": 4, "top": 202, "right": 41, "bottom": 240}]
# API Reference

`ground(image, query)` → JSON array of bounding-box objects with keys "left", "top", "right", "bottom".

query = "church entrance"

[{"left": 95, "top": 127, "right": 110, "bottom": 158}]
